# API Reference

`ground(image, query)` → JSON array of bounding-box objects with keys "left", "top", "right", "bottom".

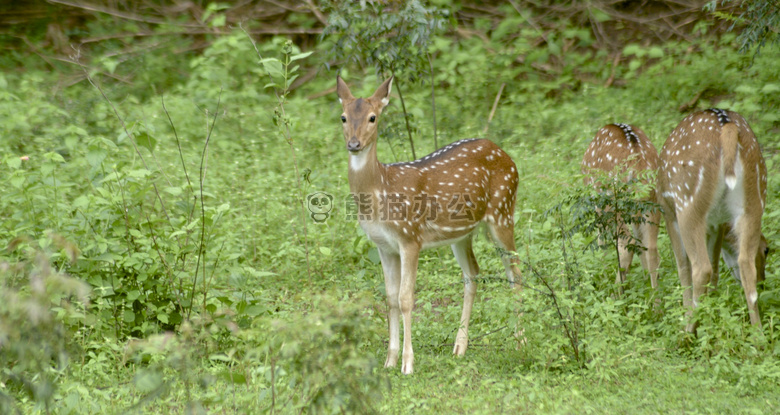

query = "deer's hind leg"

[
  {"left": 617, "top": 221, "right": 635, "bottom": 288},
  {"left": 678, "top": 210, "right": 712, "bottom": 333},
  {"left": 486, "top": 220, "right": 523, "bottom": 288},
  {"left": 635, "top": 215, "right": 660, "bottom": 289},
  {"left": 734, "top": 215, "right": 763, "bottom": 327}
]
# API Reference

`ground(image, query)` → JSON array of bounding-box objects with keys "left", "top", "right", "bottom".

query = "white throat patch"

[{"left": 349, "top": 143, "right": 373, "bottom": 171}]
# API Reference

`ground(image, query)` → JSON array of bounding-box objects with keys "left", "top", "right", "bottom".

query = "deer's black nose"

[{"left": 347, "top": 138, "right": 361, "bottom": 152}]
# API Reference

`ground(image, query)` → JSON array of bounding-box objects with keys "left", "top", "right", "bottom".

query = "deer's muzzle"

[{"left": 347, "top": 138, "right": 361, "bottom": 152}]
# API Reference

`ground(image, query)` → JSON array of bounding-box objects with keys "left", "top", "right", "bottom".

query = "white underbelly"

[
  {"left": 707, "top": 157, "right": 745, "bottom": 228},
  {"left": 360, "top": 222, "right": 400, "bottom": 253}
]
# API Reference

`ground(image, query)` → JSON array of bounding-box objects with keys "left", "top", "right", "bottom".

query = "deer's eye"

[
  {"left": 341, "top": 115, "right": 347, "bottom": 123},
  {"left": 369, "top": 115, "right": 376, "bottom": 123}
]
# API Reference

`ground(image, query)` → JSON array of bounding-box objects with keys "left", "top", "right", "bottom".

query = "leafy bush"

[
  {"left": 246, "top": 293, "right": 387, "bottom": 413},
  {"left": 517, "top": 174, "right": 658, "bottom": 369},
  {"left": 0, "top": 236, "right": 89, "bottom": 413},
  {"left": 120, "top": 292, "right": 386, "bottom": 413},
  {"left": 1, "top": 3, "right": 780, "bottom": 411}
]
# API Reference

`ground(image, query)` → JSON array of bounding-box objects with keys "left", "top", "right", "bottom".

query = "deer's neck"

[{"left": 347, "top": 143, "right": 386, "bottom": 195}]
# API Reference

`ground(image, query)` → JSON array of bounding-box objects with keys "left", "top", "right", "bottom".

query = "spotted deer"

[
  {"left": 658, "top": 109, "right": 769, "bottom": 332},
  {"left": 581, "top": 124, "right": 661, "bottom": 289},
  {"left": 336, "top": 76, "right": 523, "bottom": 375}
]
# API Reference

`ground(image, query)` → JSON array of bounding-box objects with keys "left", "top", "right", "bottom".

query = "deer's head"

[{"left": 336, "top": 76, "right": 393, "bottom": 154}]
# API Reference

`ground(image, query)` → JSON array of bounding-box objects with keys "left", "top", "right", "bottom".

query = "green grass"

[{"left": 1, "top": 26, "right": 780, "bottom": 414}]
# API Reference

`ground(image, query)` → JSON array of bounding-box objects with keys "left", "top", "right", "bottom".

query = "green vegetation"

[{"left": 0, "top": 1, "right": 778, "bottom": 413}]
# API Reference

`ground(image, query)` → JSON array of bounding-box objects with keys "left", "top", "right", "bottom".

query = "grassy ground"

[{"left": 2, "top": 28, "right": 780, "bottom": 413}]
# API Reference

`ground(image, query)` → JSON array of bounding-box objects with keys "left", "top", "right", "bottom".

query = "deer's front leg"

[
  {"left": 399, "top": 244, "right": 420, "bottom": 375},
  {"left": 378, "top": 248, "right": 401, "bottom": 368},
  {"left": 451, "top": 236, "right": 479, "bottom": 356}
]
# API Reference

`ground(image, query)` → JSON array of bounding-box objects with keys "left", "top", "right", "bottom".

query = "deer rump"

[{"left": 658, "top": 109, "right": 768, "bottom": 330}]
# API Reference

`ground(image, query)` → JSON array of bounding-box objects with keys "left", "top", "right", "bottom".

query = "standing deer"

[
  {"left": 581, "top": 123, "right": 661, "bottom": 289},
  {"left": 336, "top": 76, "right": 523, "bottom": 374},
  {"left": 658, "top": 109, "right": 769, "bottom": 332}
]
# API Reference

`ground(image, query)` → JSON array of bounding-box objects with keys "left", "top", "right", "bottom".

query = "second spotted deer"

[
  {"left": 336, "top": 76, "right": 523, "bottom": 375},
  {"left": 658, "top": 109, "right": 769, "bottom": 332},
  {"left": 581, "top": 123, "right": 661, "bottom": 289}
]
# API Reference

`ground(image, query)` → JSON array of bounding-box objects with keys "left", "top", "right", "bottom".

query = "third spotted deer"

[
  {"left": 658, "top": 109, "right": 769, "bottom": 332},
  {"left": 581, "top": 123, "right": 661, "bottom": 289},
  {"left": 336, "top": 76, "right": 523, "bottom": 374}
]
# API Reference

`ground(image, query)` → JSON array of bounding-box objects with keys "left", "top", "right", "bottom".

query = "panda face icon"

[{"left": 306, "top": 191, "right": 334, "bottom": 223}]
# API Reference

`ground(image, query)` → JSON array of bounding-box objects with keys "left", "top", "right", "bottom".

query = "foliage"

[
  {"left": 559, "top": 170, "right": 659, "bottom": 271},
  {"left": 708, "top": 0, "right": 780, "bottom": 54},
  {"left": 1, "top": 4, "right": 780, "bottom": 413},
  {"left": 0, "top": 236, "right": 89, "bottom": 414},
  {"left": 244, "top": 31, "right": 315, "bottom": 280},
  {"left": 117, "top": 292, "right": 385, "bottom": 413},
  {"left": 322, "top": 0, "right": 451, "bottom": 157},
  {"left": 321, "top": 0, "right": 450, "bottom": 78},
  {"left": 247, "top": 293, "right": 387, "bottom": 414},
  {"left": 517, "top": 174, "right": 658, "bottom": 368}
]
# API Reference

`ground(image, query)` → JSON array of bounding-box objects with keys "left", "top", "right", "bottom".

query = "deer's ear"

[
  {"left": 369, "top": 76, "right": 393, "bottom": 110},
  {"left": 336, "top": 76, "right": 355, "bottom": 104}
]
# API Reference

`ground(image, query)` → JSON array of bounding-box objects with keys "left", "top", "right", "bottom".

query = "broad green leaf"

[
  {"left": 623, "top": 44, "right": 643, "bottom": 57},
  {"left": 218, "top": 370, "right": 246, "bottom": 384},
  {"left": 87, "top": 148, "right": 107, "bottom": 167},
  {"left": 101, "top": 171, "right": 123, "bottom": 183},
  {"left": 250, "top": 270, "right": 277, "bottom": 278},
  {"left": 87, "top": 253, "right": 121, "bottom": 262},
  {"left": 102, "top": 58, "right": 119, "bottom": 74},
  {"left": 647, "top": 46, "right": 664, "bottom": 58},
  {"left": 164, "top": 186, "right": 183, "bottom": 196},
  {"left": 210, "top": 14, "right": 226, "bottom": 27},
  {"left": 286, "top": 74, "right": 299, "bottom": 89},
  {"left": 126, "top": 290, "right": 141, "bottom": 301},
  {"left": 44, "top": 152, "right": 66, "bottom": 162},
  {"left": 10, "top": 175, "right": 25, "bottom": 188},
  {"left": 244, "top": 305, "right": 266, "bottom": 316},
  {"left": 123, "top": 309, "right": 135, "bottom": 323},
  {"left": 41, "top": 162, "right": 56, "bottom": 176},
  {"left": 73, "top": 195, "right": 90, "bottom": 209},
  {"left": 135, "top": 131, "right": 157, "bottom": 152},
  {"left": 289, "top": 51, "right": 313, "bottom": 62},
  {"left": 761, "top": 84, "right": 780, "bottom": 94},
  {"left": 735, "top": 84, "right": 757, "bottom": 94},
  {"left": 261, "top": 58, "right": 284, "bottom": 79},
  {"left": 6, "top": 156, "right": 21, "bottom": 169},
  {"left": 128, "top": 169, "right": 152, "bottom": 178}
]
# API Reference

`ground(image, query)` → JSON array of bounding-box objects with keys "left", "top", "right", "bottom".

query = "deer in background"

[
  {"left": 336, "top": 76, "right": 523, "bottom": 374},
  {"left": 658, "top": 109, "right": 769, "bottom": 332},
  {"left": 581, "top": 123, "right": 661, "bottom": 289}
]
